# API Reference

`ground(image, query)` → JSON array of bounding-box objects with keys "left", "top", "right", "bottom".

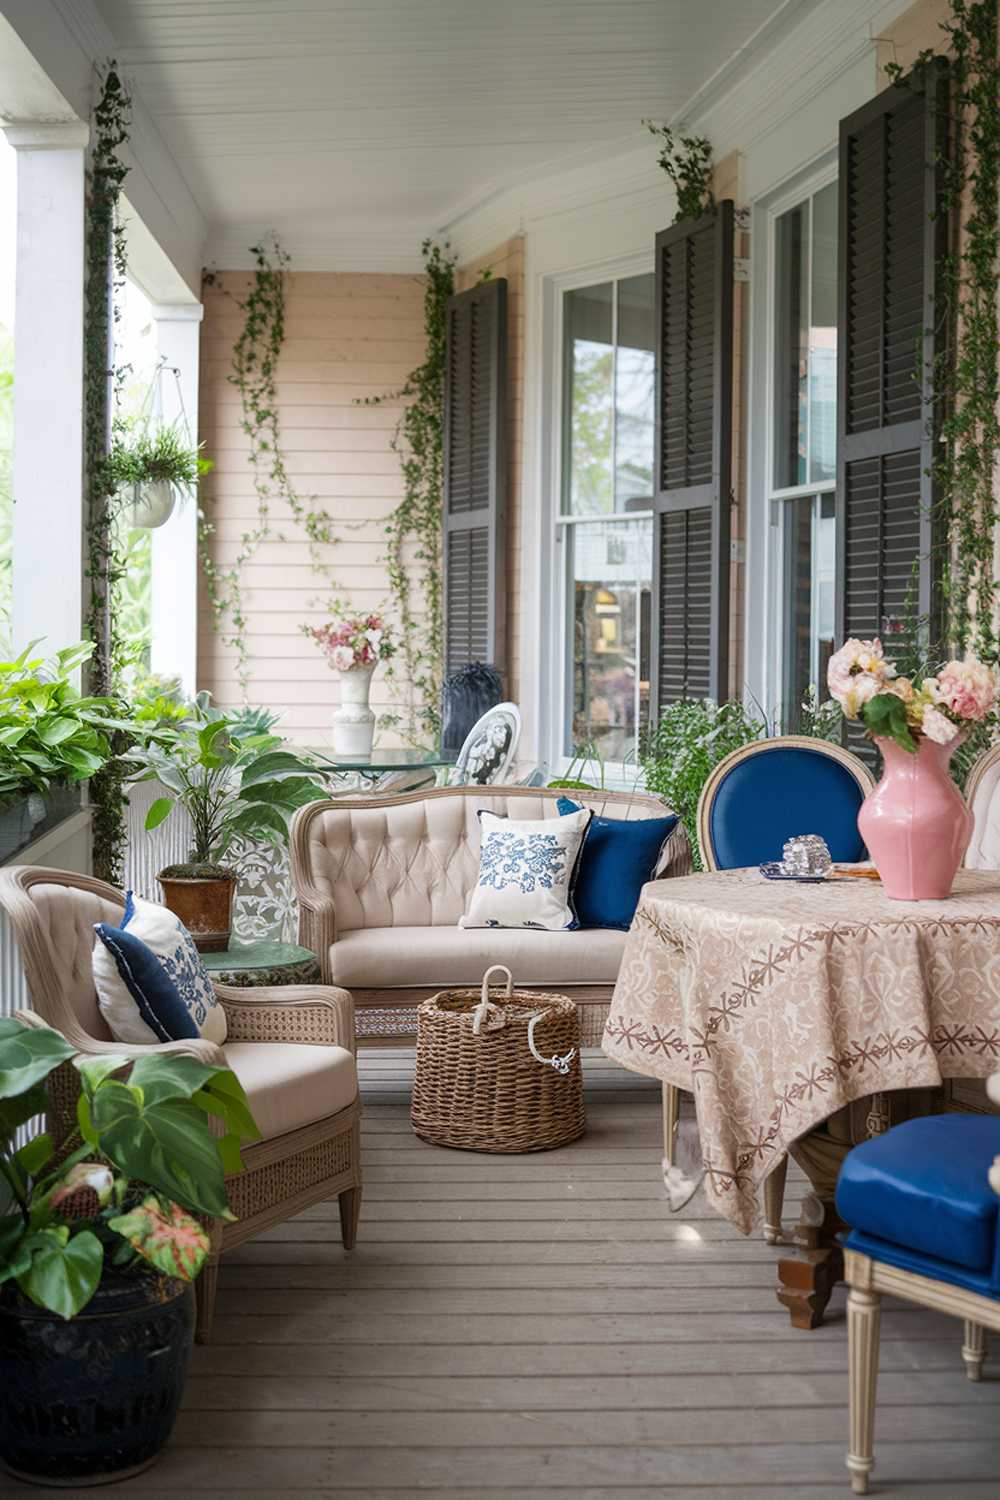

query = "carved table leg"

[
  {"left": 762, "top": 1153, "right": 789, "bottom": 1245},
  {"left": 776, "top": 1193, "right": 845, "bottom": 1330}
]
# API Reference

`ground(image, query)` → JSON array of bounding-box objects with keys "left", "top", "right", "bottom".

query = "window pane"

[
  {"left": 773, "top": 204, "right": 808, "bottom": 489},
  {"left": 567, "top": 519, "right": 652, "bottom": 762},
  {"left": 0, "top": 132, "right": 15, "bottom": 655},
  {"left": 614, "top": 273, "right": 655, "bottom": 509},
  {"left": 782, "top": 493, "right": 836, "bottom": 726},
  {"left": 808, "top": 180, "right": 837, "bottom": 484},
  {"left": 563, "top": 283, "right": 613, "bottom": 515}
]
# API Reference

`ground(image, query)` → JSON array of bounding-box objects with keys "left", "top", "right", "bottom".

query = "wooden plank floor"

[{"left": 23, "top": 1053, "right": 999, "bottom": 1497}]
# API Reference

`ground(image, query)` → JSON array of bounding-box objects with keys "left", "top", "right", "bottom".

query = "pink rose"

[{"left": 921, "top": 704, "right": 959, "bottom": 745}]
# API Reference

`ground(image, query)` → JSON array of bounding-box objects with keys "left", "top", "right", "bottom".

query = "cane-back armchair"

[{"left": 0, "top": 865, "right": 362, "bottom": 1341}]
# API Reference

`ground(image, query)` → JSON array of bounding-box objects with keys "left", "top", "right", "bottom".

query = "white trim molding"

[{"left": 2, "top": 120, "right": 89, "bottom": 150}]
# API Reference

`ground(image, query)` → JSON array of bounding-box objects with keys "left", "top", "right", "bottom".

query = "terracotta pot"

[
  {"left": 858, "top": 733, "right": 974, "bottom": 900},
  {"left": 157, "top": 871, "right": 236, "bottom": 952}
]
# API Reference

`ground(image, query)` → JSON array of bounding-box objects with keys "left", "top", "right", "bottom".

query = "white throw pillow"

[
  {"left": 459, "top": 807, "right": 592, "bottom": 931},
  {"left": 93, "top": 893, "right": 228, "bottom": 1046}
]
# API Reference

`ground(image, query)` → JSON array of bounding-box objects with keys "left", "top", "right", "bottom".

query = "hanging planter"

[{"left": 104, "top": 427, "right": 213, "bottom": 531}]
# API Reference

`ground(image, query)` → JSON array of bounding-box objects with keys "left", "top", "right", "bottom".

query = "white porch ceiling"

[{"left": 94, "top": 0, "right": 818, "bottom": 270}]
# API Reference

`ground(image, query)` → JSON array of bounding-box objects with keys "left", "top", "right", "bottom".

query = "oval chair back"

[
  {"left": 452, "top": 701, "right": 522, "bottom": 786},
  {"left": 696, "top": 735, "right": 875, "bottom": 872},
  {"left": 963, "top": 742, "right": 1000, "bottom": 869}
]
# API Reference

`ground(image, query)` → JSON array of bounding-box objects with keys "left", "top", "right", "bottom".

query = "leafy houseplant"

[
  {"left": 105, "top": 428, "right": 213, "bottom": 530},
  {"left": 127, "top": 701, "right": 327, "bottom": 950},
  {"left": 0, "top": 1017, "right": 258, "bottom": 1484},
  {"left": 0, "top": 641, "right": 122, "bottom": 859}
]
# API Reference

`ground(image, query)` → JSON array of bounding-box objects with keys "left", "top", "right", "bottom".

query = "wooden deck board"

[{"left": 46, "top": 1049, "right": 998, "bottom": 1497}]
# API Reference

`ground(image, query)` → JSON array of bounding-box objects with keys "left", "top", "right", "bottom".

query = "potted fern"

[
  {"left": 105, "top": 428, "right": 213, "bottom": 529},
  {"left": 0, "top": 1017, "right": 258, "bottom": 1484}
]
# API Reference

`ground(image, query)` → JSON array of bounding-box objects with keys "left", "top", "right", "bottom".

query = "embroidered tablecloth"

[{"left": 603, "top": 868, "right": 1000, "bottom": 1233}]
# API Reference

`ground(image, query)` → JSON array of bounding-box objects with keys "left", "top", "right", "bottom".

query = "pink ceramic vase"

[{"left": 857, "top": 733, "right": 973, "bottom": 900}]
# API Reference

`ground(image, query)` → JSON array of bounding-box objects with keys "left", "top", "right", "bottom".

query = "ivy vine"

[
  {"left": 886, "top": 0, "right": 1000, "bottom": 662},
  {"left": 84, "top": 62, "right": 133, "bottom": 884},
  {"left": 361, "top": 239, "right": 456, "bottom": 743},
  {"left": 643, "top": 121, "right": 715, "bottom": 221},
  {"left": 200, "top": 238, "right": 338, "bottom": 695}
]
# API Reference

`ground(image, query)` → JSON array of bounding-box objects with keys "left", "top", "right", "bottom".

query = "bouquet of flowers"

[
  {"left": 827, "top": 638, "right": 997, "bottom": 751},
  {"left": 306, "top": 612, "right": 396, "bottom": 673}
]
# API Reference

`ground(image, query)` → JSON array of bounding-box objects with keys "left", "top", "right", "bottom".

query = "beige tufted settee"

[{"left": 289, "top": 785, "right": 691, "bottom": 1045}]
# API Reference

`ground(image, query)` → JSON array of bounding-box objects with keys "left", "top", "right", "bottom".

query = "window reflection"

[{"left": 569, "top": 520, "right": 652, "bottom": 761}]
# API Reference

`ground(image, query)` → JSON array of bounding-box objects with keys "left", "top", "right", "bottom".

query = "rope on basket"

[
  {"left": 471, "top": 964, "right": 578, "bottom": 1074},
  {"left": 526, "top": 1012, "right": 577, "bottom": 1076}
]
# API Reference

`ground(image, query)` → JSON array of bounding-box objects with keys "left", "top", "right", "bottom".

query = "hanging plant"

[
  {"left": 105, "top": 427, "right": 214, "bottom": 529},
  {"left": 643, "top": 121, "right": 714, "bottom": 221},
  {"left": 84, "top": 62, "right": 134, "bottom": 884},
  {"left": 360, "top": 239, "right": 455, "bottom": 743},
  {"left": 200, "top": 238, "right": 337, "bottom": 695},
  {"left": 886, "top": 1, "right": 1000, "bottom": 662}
]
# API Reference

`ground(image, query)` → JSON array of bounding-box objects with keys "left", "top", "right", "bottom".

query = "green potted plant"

[
  {"left": 127, "top": 702, "right": 327, "bottom": 950},
  {"left": 0, "top": 641, "right": 122, "bottom": 860},
  {"left": 105, "top": 428, "right": 213, "bottom": 530},
  {"left": 0, "top": 1017, "right": 258, "bottom": 1485}
]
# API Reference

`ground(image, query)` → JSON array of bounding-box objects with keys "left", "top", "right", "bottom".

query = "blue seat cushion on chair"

[
  {"left": 842, "top": 1229, "right": 998, "bottom": 1300},
  {"left": 556, "top": 797, "right": 679, "bottom": 931},
  {"left": 707, "top": 746, "right": 866, "bottom": 868},
  {"left": 835, "top": 1115, "right": 1000, "bottom": 1284}
]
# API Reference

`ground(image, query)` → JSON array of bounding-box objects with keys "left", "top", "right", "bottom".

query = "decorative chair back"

[
  {"left": 696, "top": 735, "right": 875, "bottom": 872},
  {"left": 963, "top": 743, "right": 1000, "bottom": 869},
  {"left": 452, "top": 702, "right": 522, "bottom": 786},
  {"left": 0, "top": 865, "right": 126, "bottom": 1048}
]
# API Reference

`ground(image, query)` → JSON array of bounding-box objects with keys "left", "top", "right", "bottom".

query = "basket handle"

[
  {"left": 472, "top": 964, "right": 514, "bottom": 1035},
  {"left": 526, "top": 1012, "right": 578, "bottom": 1076}
]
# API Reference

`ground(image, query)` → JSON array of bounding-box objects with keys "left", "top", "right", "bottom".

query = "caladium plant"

[{"left": 0, "top": 1017, "right": 260, "bottom": 1319}]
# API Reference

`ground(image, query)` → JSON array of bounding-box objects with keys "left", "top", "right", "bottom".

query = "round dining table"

[{"left": 603, "top": 866, "right": 1000, "bottom": 1322}]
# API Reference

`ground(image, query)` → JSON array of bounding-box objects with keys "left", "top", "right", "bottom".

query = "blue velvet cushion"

[
  {"left": 707, "top": 745, "right": 866, "bottom": 868},
  {"left": 836, "top": 1115, "right": 1000, "bottom": 1289},
  {"left": 557, "top": 797, "right": 679, "bottom": 931},
  {"left": 92, "top": 892, "right": 224, "bottom": 1045}
]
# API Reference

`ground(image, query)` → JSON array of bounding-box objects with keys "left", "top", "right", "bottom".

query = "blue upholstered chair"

[
  {"left": 663, "top": 737, "right": 874, "bottom": 1244},
  {"left": 837, "top": 1109, "right": 1000, "bottom": 1494}
]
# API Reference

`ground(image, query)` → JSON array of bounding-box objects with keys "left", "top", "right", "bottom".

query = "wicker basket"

[{"left": 411, "top": 965, "right": 586, "bottom": 1153}]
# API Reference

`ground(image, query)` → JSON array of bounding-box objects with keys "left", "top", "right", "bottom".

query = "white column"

[
  {"left": 5, "top": 121, "right": 88, "bottom": 661},
  {"left": 149, "top": 301, "right": 203, "bottom": 696}
]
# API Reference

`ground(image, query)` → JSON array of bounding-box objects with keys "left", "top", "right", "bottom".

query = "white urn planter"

[
  {"left": 332, "top": 665, "right": 376, "bottom": 756},
  {"left": 129, "top": 479, "right": 176, "bottom": 529}
]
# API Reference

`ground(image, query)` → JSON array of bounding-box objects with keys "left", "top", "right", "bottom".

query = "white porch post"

[
  {"left": 149, "top": 301, "right": 202, "bottom": 696},
  {"left": 4, "top": 121, "right": 89, "bottom": 661}
]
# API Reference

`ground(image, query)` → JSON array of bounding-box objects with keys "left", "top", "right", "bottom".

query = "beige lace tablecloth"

[{"left": 603, "top": 868, "right": 1000, "bottom": 1233}]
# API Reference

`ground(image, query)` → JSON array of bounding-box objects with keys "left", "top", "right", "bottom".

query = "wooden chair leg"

[
  {"left": 762, "top": 1153, "right": 788, "bottom": 1245},
  {"left": 846, "top": 1285, "right": 881, "bottom": 1495},
  {"left": 962, "top": 1319, "right": 987, "bottom": 1382},
  {"left": 662, "top": 1082, "right": 679, "bottom": 1167},
  {"left": 194, "top": 1256, "right": 220, "bottom": 1344},
  {"left": 339, "top": 1184, "right": 362, "bottom": 1249}
]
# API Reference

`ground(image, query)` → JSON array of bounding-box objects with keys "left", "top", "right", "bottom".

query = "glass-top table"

[{"left": 308, "top": 746, "right": 457, "bottom": 787}]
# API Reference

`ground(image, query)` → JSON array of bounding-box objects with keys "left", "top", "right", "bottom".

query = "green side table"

[{"left": 201, "top": 940, "right": 321, "bottom": 989}]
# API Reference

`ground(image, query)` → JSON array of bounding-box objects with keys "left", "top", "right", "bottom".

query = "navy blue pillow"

[
  {"left": 557, "top": 797, "right": 679, "bottom": 931},
  {"left": 93, "top": 907, "right": 200, "bottom": 1044}
]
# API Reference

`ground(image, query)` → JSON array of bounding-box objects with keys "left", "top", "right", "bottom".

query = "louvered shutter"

[
  {"left": 650, "top": 201, "right": 734, "bottom": 713},
  {"left": 442, "top": 279, "right": 507, "bottom": 680},
  {"left": 836, "top": 63, "right": 948, "bottom": 762}
]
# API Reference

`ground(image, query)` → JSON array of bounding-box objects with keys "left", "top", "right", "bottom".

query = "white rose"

[
  {"left": 331, "top": 644, "right": 355, "bottom": 671},
  {"left": 920, "top": 704, "right": 959, "bottom": 745}
]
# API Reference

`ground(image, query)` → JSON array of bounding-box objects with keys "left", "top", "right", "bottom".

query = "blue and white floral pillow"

[
  {"left": 93, "top": 893, "right": 227, "bottom": 1046},
  {"left": 459, "top": 807, "right": 593, "bottom": 931}
]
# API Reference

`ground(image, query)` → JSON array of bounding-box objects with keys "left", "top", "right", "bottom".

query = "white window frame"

[
  {"left": 540, "top": 250, "right": 654, "bottom": 787},
  {"left": 745, "top": 155, "right": 837, "bottom": 723}
]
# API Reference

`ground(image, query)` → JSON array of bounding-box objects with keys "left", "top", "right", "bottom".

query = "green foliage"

[
  {"left": 862, "top": 692, "right": 919, "bottom": 753},
  {"left": 362, "top": 240, "right": 456, "bottom": 743},
  {"left": 643, "top": 122, "right": 715, "bottom": 221},
  {"left": 125, "top": 697, "right": 327, "bottom": 865},
  {"left": 200, "top": 238, "right": 337, "bottom": 695},
  {"left": 793, "top": 685, "right": 843, "bottom": 743},
  {"left": 885, "top": 4, "right": 1000, "bottom": 661},
  {"left": 104, "top": 428, "right": 213, "bottom": 492},
  {"left": 640, "top": 699, "right": 766, "bottom": 869},
  {"left": 0, "top": 640, "right": 122, "bottom": 801},
  {"left": 0, "top": 1018, "right": 258, "bottom": 1318}
]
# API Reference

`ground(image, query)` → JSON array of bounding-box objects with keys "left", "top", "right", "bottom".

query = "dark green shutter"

[
  {"left": 442, "top": 279, "right": 507, "bottom": 679},
  {"left": 836, "top": 62, "right": 948, "bottom": 763},
  {"left": 650, "top": 201, "right": 734, "bottom": 713}
]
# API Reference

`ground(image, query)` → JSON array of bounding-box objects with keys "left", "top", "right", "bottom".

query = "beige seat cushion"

[
  {"left": 223, "top": 1042, "right": 357, "bottom": 1141},
  {"left": 327, "top": 925, "right": 627, "bottom": 990}
]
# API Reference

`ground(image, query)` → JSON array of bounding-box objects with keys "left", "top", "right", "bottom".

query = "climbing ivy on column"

[
  {"left": 362, "top": 239, "right": 456, "bottom": 743},
  {"left": 200, "top": 238, "right": 338, "bottom": 696}
]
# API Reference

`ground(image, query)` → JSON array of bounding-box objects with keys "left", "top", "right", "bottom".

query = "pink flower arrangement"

[
  {"left": 306, "top": 612, "right": 396, "bottom": 672},
  {"left": 827, "top": 638, "right": 997, "bottom": 751}
]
